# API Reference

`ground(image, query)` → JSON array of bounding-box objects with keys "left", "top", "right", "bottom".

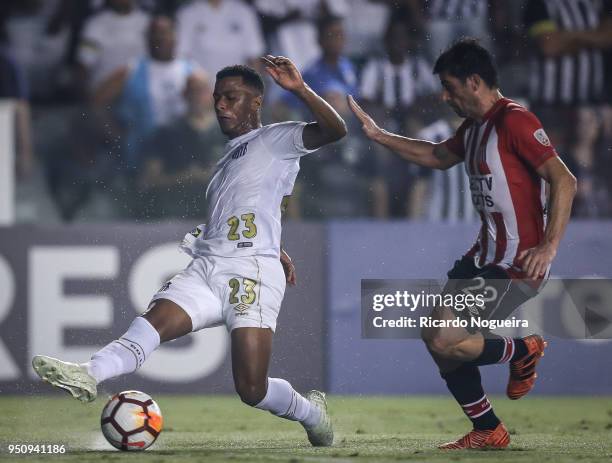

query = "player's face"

[
  {"left": 213, "top": 77, "right": 262, "bottom": 138},
  {"left": 439, "top": 72, "right": 478, "bottom": 119}
]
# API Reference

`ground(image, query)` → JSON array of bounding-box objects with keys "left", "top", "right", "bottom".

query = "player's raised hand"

[
  {"left": 347, "top": 95, "right": 383, "bottom": 141},
  {"left": 261, "top": 55, "right": 305, "bottom": 93},
  {"left": 280, "top": 248, "right": 297, "bottom": 286}
]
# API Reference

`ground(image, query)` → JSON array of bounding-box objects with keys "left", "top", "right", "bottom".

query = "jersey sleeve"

[
  {"left": 261, "top": 122, "right": 319, "bottom": 160},
  {"left": 442, "top": 119, "right": 470, "bottom": 159},
  {"left": 504, "top": 109, "right": 558, "bottom": 170}
]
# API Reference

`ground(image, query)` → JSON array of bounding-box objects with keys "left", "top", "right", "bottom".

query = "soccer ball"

[{"left": 100, "top": 390, "right": 163, "bottom": 451}]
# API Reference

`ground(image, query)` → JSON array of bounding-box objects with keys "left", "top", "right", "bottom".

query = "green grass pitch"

[{"left": 1, "top": 395, "right": 611, "bottom": 462}]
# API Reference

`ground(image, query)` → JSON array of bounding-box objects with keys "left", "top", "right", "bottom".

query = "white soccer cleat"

[
  {"left": 303, "top": 390, "right": 334, "bottom": 447},
  {"left": 32, "top": 355, "right": 97, "bottom": 403}
]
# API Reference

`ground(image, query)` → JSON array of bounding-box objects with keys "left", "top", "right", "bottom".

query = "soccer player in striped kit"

[{"left": 349, "top": 39, "right": 577, "bottom": 450}]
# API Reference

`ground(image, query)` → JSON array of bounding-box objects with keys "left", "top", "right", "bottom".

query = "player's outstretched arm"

[
  {"left": 519, "top": 157, "right": 577, "bottom": 279},
  {"left": 347, "top": 95, "right": 461, "bottom": 170},
  {"left": 261, "top": 55, "right": 347, "bottom": 150}
]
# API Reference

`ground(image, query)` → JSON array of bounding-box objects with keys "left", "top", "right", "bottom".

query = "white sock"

[
  {"left": 82, "top": 317, "right": 160, "bottom": 384},
  {"left": 255, "top": 378, "right": 321, "bottom": 427}
]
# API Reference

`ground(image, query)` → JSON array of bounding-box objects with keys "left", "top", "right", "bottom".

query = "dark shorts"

[{"left": 442, "top": 256, "right": 538, "bottom": 334}]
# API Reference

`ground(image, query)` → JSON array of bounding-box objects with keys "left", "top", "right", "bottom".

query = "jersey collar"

[
  {"left": 482, "top": 97, "right": 510, "bottom": 122},
  {"left": 225, "top": 126, "right": 264, "bottom": 150}
]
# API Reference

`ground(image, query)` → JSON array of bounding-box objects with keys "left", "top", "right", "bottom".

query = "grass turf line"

[{"left": 1, "top": 395, "right": 611, "bottom": 462}]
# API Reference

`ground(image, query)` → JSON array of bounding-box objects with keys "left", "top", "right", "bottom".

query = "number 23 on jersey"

[{"left": 227, "top": 213, "right": 257, "bottom": 241}]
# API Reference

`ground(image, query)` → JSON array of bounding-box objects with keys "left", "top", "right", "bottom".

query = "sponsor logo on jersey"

[
  {"left": 158, "top": 281, "right": 172, "bottom": 292},
  {"left": 231, "top": 142, "right": 249, "bottom": 159},
  {"left": 190, "top": 226, "right": 202, "bottom": 238},
  {"left": 237, "top": 242, "right": 253, "bottom": 248},
  {"left": 234, "top": 303, "right": 250, "bottom": 315},
  {"left": 470, "top": 175, "right": 495, "bottom": 208},
  {"left": 533, "top": 128, "right": 551, "bottom": 146}
]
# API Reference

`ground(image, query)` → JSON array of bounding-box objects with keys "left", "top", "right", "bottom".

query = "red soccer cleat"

[
  {"left": 439, "top": 423, "right": 510, "bottom": 450},
  {"left": 507, "top": 334, "right": 547, "bottom": 400}
]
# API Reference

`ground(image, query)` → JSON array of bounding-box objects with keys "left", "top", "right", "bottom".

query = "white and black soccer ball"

[{"left": 100, "top": 390, "right": 163, "bottom": 451}]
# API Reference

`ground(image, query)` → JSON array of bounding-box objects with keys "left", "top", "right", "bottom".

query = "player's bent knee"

[
  {"left": 425, "top": 333, "right": 456, "bottom": 358},
  {"left": 142, "top": 299, "right": 193, "bottom": 343},
  {"left": 234, "top": 379, "right": 267, "bottom": 406}
]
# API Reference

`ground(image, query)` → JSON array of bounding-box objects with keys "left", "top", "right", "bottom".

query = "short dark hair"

[
  {"left": 216, "top": 65, "right": 265, "bottom": 95},
  {"left": 433, "top": 38, "right": 498, "bottom": 88},
  {"left": 317, "top": 15, "right": 343, "bottom": 39}
]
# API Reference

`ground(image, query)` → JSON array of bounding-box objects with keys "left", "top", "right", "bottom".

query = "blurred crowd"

[{"left": 1, "top": 0, "right": 611, "bottom": 223}]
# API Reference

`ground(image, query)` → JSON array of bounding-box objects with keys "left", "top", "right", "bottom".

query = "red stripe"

[
  {"left": 477, "top": 121, "right": 495, "bottom": 175},
  {"left": 469, "top": 126, "right": 480, "bottom": 175},
  {"left": 466, "top": 241, "right": 479, "bottom": 257},
  {"left": 462, "top": 396, "right": 492, "bottom": 418},
  {"left": 478, "top": 211, "right": 488, "bottom": 267},
  {"left": 491, "top": 212, "right": 507, "bottom": 264},
  {"left": 464, "top": 126, "right": 476, "bottom": 175}
]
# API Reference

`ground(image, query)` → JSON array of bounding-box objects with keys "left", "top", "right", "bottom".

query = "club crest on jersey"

[
  {"left": 189, "top": 226, "right": 202, "bottom": 238},
  {"left": 533, "top": 128, "right": 551, "bottom": 146},
  {"left": 231, "top": 142, "right": 248, "bottom": 159}
]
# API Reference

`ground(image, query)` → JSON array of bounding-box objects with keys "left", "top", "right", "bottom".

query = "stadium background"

[{"left": 1, "top": 0, "right": 612, "bottom": 400}]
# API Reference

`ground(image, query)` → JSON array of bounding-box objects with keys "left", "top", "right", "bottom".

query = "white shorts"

[{"left": 150, "top": 254, "right": 286, "bottom": 332}]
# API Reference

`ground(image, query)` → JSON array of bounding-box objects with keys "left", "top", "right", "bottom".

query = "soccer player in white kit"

[{"left": 32, "top": 56, "right": 347, "bottom": 447}]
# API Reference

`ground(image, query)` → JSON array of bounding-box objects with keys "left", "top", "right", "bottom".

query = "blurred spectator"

[
  {"left": 92, "top": 15, "right": 198, "bottom": 171},
  {"left": 136, "top": 73, "right": 225, "bottom": 219},
  {"left": 176, "top": 0, "right": 265, "bottom": 75},
  {"left": 417, "top": 118, "right": 478, "bottom": 223},
  {"left": 77, "top": 0, "right": 150, "bottom": 90},
  {"left": 304, "top": 16, "right": 358, "bottom": 96},
  {"left": 342, "top": 0, "right": 391, "bottom": 57},
  {"left": 0, "top": 0, "right": 72, "bottom": 102},
  {"left": 360, "top": 20, "right": 437, "bottom": 120},
  {"left": 425, "top": 0, "right": 491, "bottom": 60},
  {"left": 0, "top": 40, "right": 34, "bottom": 180},
  {"left": 254, "top": 0, "right": 322, "bottom": 72},
  {"left": 291, "top": 15, "right": 375, "bottom": 218},
  {"left": 298, "top": 134, "right": 376, "bottom": 218},
  {"left": 359, "top": 19, "right": 438, "bottom": 218},
  {"left": 524, "top": 0, "right": 612, "bottom": 217},
  {"left": 42, "top": 110, "right": 112, "bottom": 221},
  {"left": 299, "top": 15, "right": 358, "bottom": 113}
]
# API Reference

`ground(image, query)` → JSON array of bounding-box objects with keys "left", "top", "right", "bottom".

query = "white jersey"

[{"left": 181, "top": 122, "right": 317, "bottom": 259}]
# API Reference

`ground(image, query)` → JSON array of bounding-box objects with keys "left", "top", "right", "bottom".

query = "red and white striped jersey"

[{"left": 444, "top": 98, "right": 557, "bottom": 278}]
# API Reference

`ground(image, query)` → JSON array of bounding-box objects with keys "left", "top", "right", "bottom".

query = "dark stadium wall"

[{"left": 1, "top": 221, "right": 611, "bottom": 395}]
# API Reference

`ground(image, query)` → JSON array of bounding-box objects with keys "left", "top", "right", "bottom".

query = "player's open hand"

[
  {"left": 261, "top": 55, "right": 305, "bottom": 94},
  {"left": 280, "top": 248, "right": 297, "bottom": 286},
  {"left": 518, "top": 242, "right": 557, "bottom": 279},
  {"left": 347, "top": 95, "right": 383, "bottom": 141}
]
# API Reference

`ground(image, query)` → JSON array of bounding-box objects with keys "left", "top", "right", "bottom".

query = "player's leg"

[
  {"left": 230, "top": 327, "right": 332, "bottom": 446},
  {"left": 421, "top": 259, "right": 545, "bottom": 448},
  {"left": 32, "top": 299, "right": 192, "bottom": 402},
  {"left": 32, "top": 259, "right": 208, "bottom": 402},
  {"left": 86, "top": 298, "right": 193, "bottom": 383},
  {"left": 422, "top": 309, "right": 504, "bottom": 436},
  {"left": 423, "top": 259, "right": 537, "bottom": 367}
]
